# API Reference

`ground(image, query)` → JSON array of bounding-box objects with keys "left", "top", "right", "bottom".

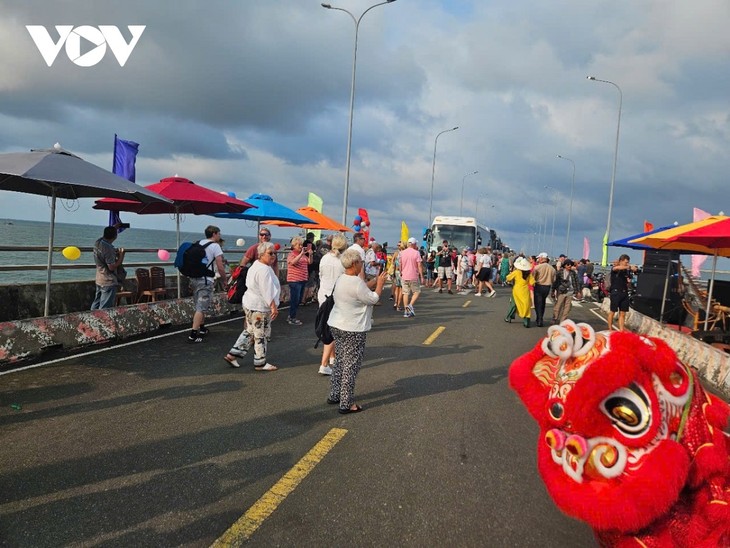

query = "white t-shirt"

[
  {"left": 318, "top": 252, "right": 345, "bottom": 304},
  {"left": 328, "top": 273, "right": 379, "bottom": 332},
  {"left": 243, "top": 260, "right": 281, "bottom": 311},
  {"left": 199, "top": 239, "right": 223, "bottom": 282}
]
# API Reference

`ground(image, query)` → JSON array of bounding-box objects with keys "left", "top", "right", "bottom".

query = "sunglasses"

[{"left": 259, "top": 233, "right": 271, "bottom": 237}]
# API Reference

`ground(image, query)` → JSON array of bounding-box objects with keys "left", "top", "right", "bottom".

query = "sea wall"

[
  {"left": 598, "top": 299, "right": 730, "bottom": 399},
  {"left": 0, "top": 283, "right": 308, "bottom": 369}
]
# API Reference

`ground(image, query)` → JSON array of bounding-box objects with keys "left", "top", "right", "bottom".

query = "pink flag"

[
  {"left": 691, "top": 208, "right": 711, "bottom": 277},
  {"left": 583, "top": 237, "right": 590, "bottom": 260}
]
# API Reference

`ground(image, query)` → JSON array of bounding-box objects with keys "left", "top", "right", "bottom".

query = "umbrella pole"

[
  {"left": 44, "top": 189, "right": 57, "bottom": 317},
  {"left": 659, "top": 260, "right": 671, "bottom": 324},
  {"left": 176, "top": 211, "right": 181, "bottom": 298},
  {"left": 703, "top": 251, "right": 719, "bottom": 331}
]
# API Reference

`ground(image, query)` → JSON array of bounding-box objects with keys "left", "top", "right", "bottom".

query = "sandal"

[
  {"left": 338, "top": 405, "right": 363, "bottom": 414},
  {"left": 255, "top": 363, "right": 278, "bottom": 371},
  {"left": 224, "top": 355, "right": 241, "bottom": 368}
]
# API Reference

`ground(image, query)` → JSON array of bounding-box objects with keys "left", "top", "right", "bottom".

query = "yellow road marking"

[
  {"left": 423, "top": 326, "right": 446, "bottom": 345},
  {"left": 462, "top": 300, "right": 471, "bottom": 308},
  {"left": 211, "top": 428, "right": 348, "bottom": 547}
]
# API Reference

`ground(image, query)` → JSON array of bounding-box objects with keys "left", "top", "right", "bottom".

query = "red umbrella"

[{"left": 94, "top": 176, "right": 253, "bottom": 296}]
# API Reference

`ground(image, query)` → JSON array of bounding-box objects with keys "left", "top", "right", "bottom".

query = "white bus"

[{"left": 426, "top": 216, "right": 502, "bottom": 252}]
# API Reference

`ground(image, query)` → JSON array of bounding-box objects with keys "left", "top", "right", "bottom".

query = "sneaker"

[
  {"left": 318, "top": 365, "right": 333, "bottom": 375},
  {"left": 188, "top": 331, "right": 204, "bottom": 343},
  {"left": 287, "top": 317, "right": 303, "bottom": 325},
  {"left": 403, "top": 311, "right": 410, "bottom": 317},
  {"left": 458, "top": 290, "right": 469, "bottom": 295},
  {"left": 488, "top": 290, "right": 496, "bottom": 298},
  {"left": 475, "top": 292, "right": 482, "bottom": 297},
  {"left": 198, "top": 326, "right": 209, "bottom": 335},
  {"left": 407, "top": 304, "right": 415, "bottom": 317},
  {"left": 448, "top": 289, "right": 454, "bottom": 295}
]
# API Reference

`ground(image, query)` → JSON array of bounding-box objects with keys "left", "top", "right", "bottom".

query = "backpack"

[
  {"left": 174, "top": 241, "right": 215, "bottom": 278},
  {"left": 313, "top": 289, "right": 335, "bottom": 349},
  {"left": 226, "top": 265, "right": 249, "bottom": 304}
]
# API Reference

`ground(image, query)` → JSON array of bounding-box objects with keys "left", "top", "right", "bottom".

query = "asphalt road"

[{"left": 0, "top": 286, "right": 604, "bottom": 547}]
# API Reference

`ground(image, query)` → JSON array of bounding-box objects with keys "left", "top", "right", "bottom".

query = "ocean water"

[{"left": 0, "top": 218, "right": 290, "bottom": 285}]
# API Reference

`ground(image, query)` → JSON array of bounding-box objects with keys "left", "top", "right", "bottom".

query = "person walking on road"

[
  {"left": 187, "top": 225, "right": 227, "bottom": 343},
  {"left": 551, "top": 259, "right": 580, "bottom": 324},
  {"left": 327, "top": 249, "right": 387, "bottom": 414},
  {"left": 474, "top": 247, "right": 497, "bottom": 297},
  {"left": 399, "top": 237, "right": 424, "bottom": 318},
  {"left": 532, "top": 252, "right": 556, "bottom": 327},
  {"left": 505, "top": 256, "right": 535, "bottom": 327},
  {"left": 224, "top": 241, "right": 280, "bottom": 371}
]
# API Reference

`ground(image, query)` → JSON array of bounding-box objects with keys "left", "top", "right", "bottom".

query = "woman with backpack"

[{"left": 317, "top": 233, "right": 348, "bottom": 375}]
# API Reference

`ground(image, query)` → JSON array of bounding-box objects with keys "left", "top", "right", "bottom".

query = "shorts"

[
  {"left": 191, "top": 277, "right": 214, "bottom": 313},
  {"left": 476, "top": 268, "right": 491, "bottom": 282},
  {"left": 437, "top": 266, "right": 453, "bottom": 280},
  {"left": 402, "top": 279, "right": 421, "bottom": 296},
  {"left": 610, "top": 290, "right": 630, "bottom": 312}
]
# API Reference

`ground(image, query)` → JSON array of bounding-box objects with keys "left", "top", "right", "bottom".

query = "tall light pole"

[
  {"left": 557, "top": 155, "right": 575, "bottom": 256},
  {"left": 428, "top": 126, "right": 459, "bottom": 228},
  {"left": 544, "top": 186, "right": 558, "bottom": 256},
  {"left": 460, "top": 170, "right": 478, "bottom": 216},
  {"left": 322, "top": 0, "right": 397, "bottom": 225},
  {"left": 587, "top": 76, "right": 622, "bottom": 266}
]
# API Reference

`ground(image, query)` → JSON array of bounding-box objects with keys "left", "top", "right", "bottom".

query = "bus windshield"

[{"left": 431, "top": 224, "right": 476, "bottom": 251}]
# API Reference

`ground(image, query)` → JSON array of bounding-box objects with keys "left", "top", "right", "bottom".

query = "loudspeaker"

[
  {"left": 642, "top": 251, "right": 679, "bottom": 274},
  {"left": 710, "top": 279, "right": 730, "bottom": 307},
  {"left": 632, "top": 296, "right": 686, "bottom": 325},
  {"left": 636, "top": 272, "right": 676, "bottom": 301}
]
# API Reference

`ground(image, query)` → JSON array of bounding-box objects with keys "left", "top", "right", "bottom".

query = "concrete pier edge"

[{"left": 598, "top": 298, "right": 730, "bottom": 399}]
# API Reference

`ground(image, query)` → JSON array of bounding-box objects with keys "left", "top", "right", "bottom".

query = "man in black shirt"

[{"left": 607, "top": 254, "right": 638, "bottom": 331}]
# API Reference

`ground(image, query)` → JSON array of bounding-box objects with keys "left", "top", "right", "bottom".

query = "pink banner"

[
  {"left": 691, "top": 208, "right": 711, "bottom": 277},
  {"left": 583, "top": 236, "right": 590, "bottom": 260}
]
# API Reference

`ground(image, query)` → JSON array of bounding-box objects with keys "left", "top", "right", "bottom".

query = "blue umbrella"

[{"left": 212, "top": 193, "right": 315, "bottom": 229}]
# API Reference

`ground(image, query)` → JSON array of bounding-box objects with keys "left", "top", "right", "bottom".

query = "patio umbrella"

[
  {"left": 212, "top": 193, "right": 315, "bottom": 230},
  {"left": 94, "top": 176, "right": 253, "bottom": 296},
  {"left": 0, "top": 145, "right": 172, "bottom": 316},
  {"left": 630, "top": 216, "right": 730, "bottom": 329},
  {"left": 608, "top": 224, "right": 677, "bottom": 250},
  {"left": 262, "top": 206, "right": 353, "bottom": 232}
]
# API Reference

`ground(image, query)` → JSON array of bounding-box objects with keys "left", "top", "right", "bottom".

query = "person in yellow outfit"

[{"left": 505, "top": 256, "right": 535, "bottom": 328}]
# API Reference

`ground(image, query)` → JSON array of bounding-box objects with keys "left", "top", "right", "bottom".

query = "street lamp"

[
  {"left": 587, "top": 75, "right": 623, "bottom": 266},
  {"left": 428, "top": 126, "right": 459, "bottom": 227},
  {"left": 557, "top": 155, "right": 575, "bottom": 256},
  {"left": 460, "top": 170, "right": 478, "bottom": 216},
  {"left": 544, "top": 186, "right": 558, "bottom": 256},
  {"left": 322, "top": 0, "right": 397, "bottom": 225}
]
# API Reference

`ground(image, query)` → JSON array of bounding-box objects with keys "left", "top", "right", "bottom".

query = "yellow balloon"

[{"left": 62, "top": 246, "right": 81, "bottom": 261}]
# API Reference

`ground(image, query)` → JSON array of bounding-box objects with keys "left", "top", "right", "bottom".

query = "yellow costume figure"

[{"left": 505, "top": 257, "right": 535, "bottom": 328}]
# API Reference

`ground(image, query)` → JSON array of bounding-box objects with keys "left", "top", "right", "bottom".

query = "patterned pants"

[
  {"left": 229, "top": 308, "right": 272, "bottom": 366},
  {"left": 329, "top": 327, "right": 367, "bottom": 411}
]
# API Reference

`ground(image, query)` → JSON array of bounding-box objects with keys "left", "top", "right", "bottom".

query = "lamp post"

[
  {"left": 557, "top": 155, "right": 575, "bottom": 257},
  {"left": 322, "top": 0, "right": 397, "bottom": 225},
  {"left": 587, "top": 76, "right": 623, "bottom": 266},
  {"left": 544, "top": 186, "right": 558, "bottom": 256},
  {"left": 428, "top": 126, "right": 459, "bottom": 227},
  {"left": 460, "top": 170, "right": 478, "bottom": 216}
]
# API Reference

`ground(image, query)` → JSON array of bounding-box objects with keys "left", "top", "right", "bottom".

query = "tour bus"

[{"left": 425, "top": 216, "right": 502, "bottom": 252}]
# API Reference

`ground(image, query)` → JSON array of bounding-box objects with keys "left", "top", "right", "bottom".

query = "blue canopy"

[
  {"left": 212, "top": 193, "right": 314, "bottom": 225},
  {"left": 608, "top": 225, "right": 677, "bottom": 250}
]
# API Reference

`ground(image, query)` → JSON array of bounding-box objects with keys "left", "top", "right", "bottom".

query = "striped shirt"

[{"left": 287, "top": 249, "right": 309, "bottom": 282}]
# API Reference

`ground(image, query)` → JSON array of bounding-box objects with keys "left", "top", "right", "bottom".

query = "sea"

[{"left": 0, "top": 218, "right": 291, "bottom": 285}]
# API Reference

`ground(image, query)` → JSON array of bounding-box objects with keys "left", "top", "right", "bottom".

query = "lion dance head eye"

[{"left": 601, "top": 383, "right": 651, "bottom": 437}]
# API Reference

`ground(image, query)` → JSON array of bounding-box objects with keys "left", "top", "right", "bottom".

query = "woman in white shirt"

[
  {"left": 327, "top": 248, "right": 387, "bottom": 414},
  {"left": 224, "top": 241, "right": 280, "bottom": 371},
  {"left": 317, "top": 233, "right": 348, "bottom": 376}
]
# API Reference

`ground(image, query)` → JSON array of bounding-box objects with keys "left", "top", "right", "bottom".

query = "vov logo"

[{"left": 26, "top": 25, "right": 146, "bottom": 67}]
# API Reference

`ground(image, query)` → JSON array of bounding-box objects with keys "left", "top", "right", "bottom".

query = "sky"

[{"left": 0, "top": 0, "right": 729, "bottom": 264}]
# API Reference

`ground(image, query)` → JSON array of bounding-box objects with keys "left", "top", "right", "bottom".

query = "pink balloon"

[{"left": 157, "top": 249, "right": 170, "bottom": 261}]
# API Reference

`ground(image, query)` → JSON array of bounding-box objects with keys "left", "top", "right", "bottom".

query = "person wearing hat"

[
  {"left": 399, "top": 237, "right": 424, "bottom": 317},
  {"left": 552, "top": 258, "right": 580, "bottom": 324},
  {"left": 505, "top": 255, "right": 535, "bottom": 327},
  {"left": 532, "top": 252, "right": 557, "bottom": 327}
]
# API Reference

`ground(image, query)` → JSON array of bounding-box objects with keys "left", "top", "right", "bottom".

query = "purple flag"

[{"left": 109, "top": 134, "right": 139, "bottom": 231}]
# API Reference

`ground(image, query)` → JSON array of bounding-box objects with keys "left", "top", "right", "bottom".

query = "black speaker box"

[
  {"left": 636, "top": 271, "right": 680, "bottom": 301},
  {"left": 632, "top": 296, "right": 686, "bottom": 325},
  {"left": 642, "top": 250, "right": 679, "bottom": 273}
]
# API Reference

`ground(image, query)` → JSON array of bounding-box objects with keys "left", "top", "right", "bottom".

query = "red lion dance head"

[{"left": 509, "top": 320, "right": 730, "bottom": 546}]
